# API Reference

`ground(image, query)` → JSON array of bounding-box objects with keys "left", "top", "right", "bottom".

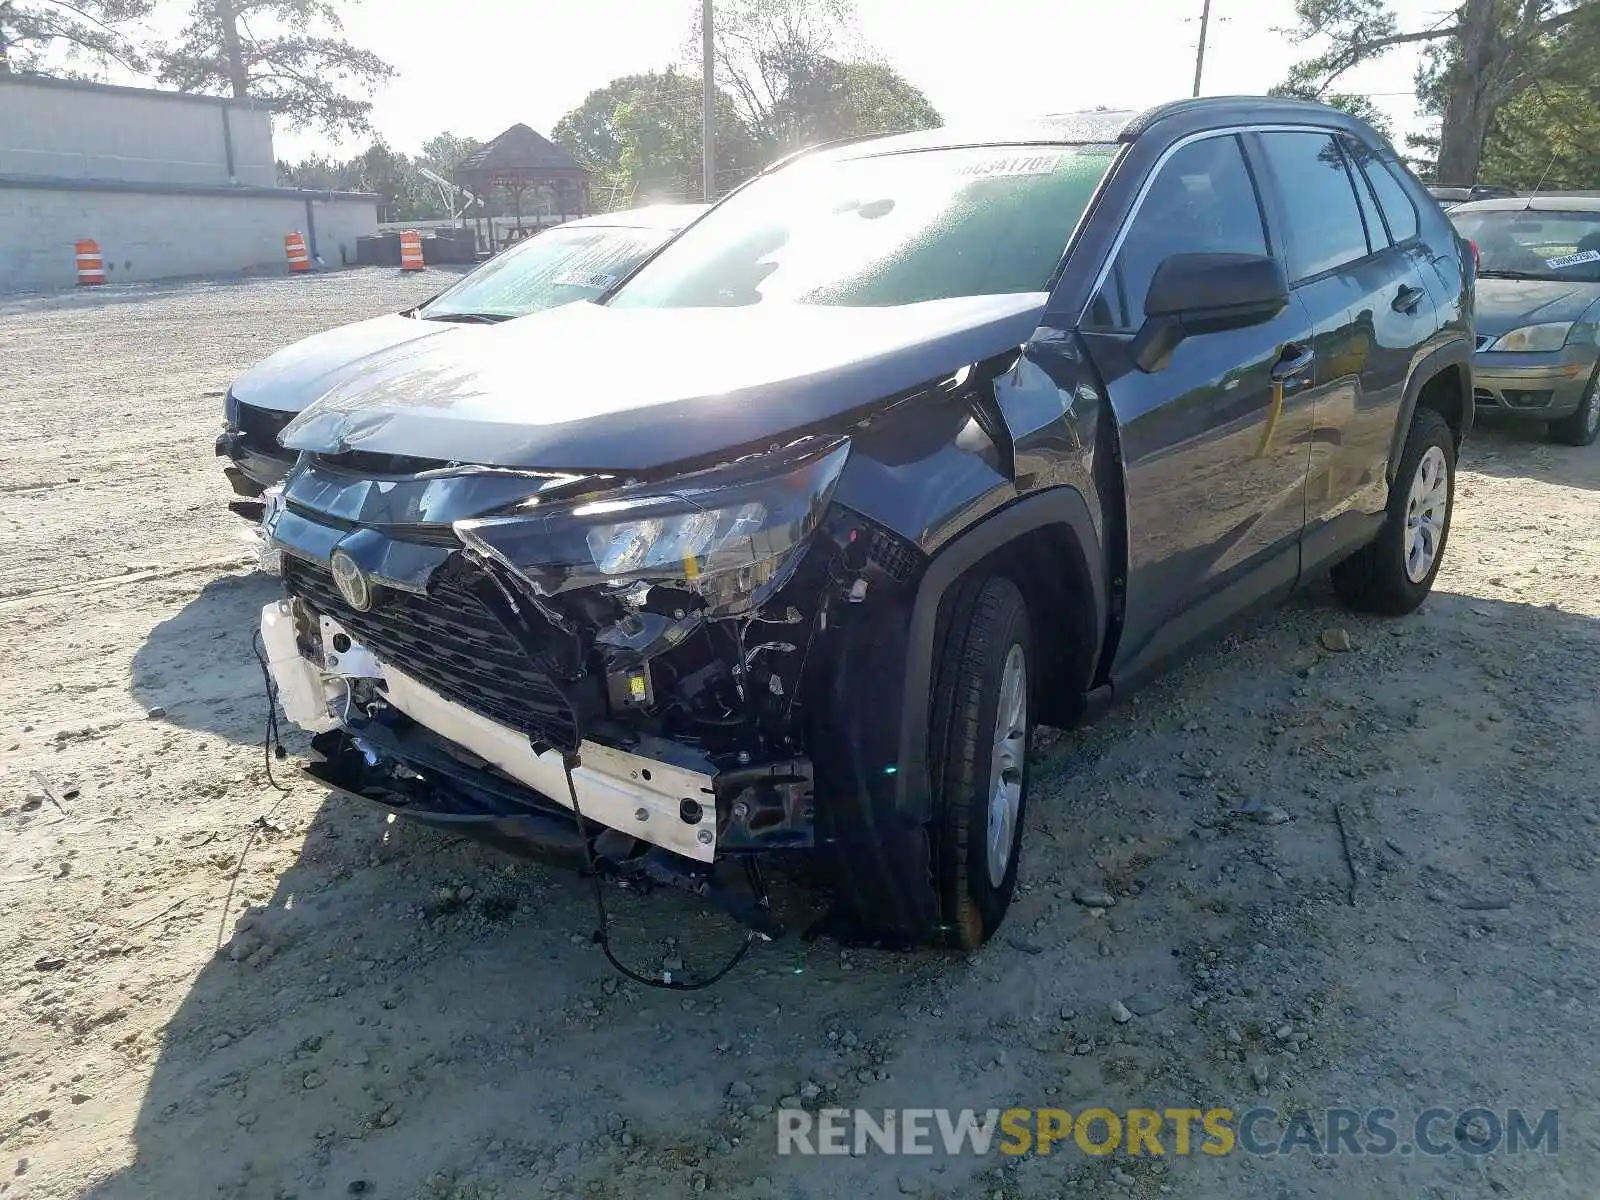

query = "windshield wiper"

[
  {"left": 419, "top": 311, "right": 513, "bottom": 324},
  {"left": 1477, "top": 269, "right": 1551, "bottom": 280}
]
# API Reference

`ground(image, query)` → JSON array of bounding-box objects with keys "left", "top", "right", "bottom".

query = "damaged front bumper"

[
  {"left": 258, "top": 436, "right": 943, "bottom": 946},
  {"left": 260, "top": 597, "right": 815, "bottom": 897}
]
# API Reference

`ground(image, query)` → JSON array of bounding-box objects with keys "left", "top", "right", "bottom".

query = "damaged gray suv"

[{"left": 258, "top": 98, "right": 1473, "bottom": 960}]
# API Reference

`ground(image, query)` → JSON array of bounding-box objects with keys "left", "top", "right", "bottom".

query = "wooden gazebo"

[{"left": 456, "top": 123, "right": 590, "bottom": 253}]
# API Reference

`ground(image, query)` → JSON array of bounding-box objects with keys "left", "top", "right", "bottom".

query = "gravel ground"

[{"left": 2, "top": 269, "right": 1598, "bottom": 1200}]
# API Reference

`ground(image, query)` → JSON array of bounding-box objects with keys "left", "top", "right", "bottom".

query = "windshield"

[
  {"left": 607, "top": 144, "right": 1118, "bottom": 310},
  {"left": 1451, "top": 208, "right": 1600, "bottom": 281},
  {"left": 419, "top": 225, "right": 672, "bottom": 319}
]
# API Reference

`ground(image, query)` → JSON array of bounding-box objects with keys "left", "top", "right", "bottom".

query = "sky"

[{"left": 137, "top": 0, "right": 1461, "bottom": 164}]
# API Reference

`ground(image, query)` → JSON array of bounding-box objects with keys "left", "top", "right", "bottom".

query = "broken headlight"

[{"left": 454, "top": 440, "right": 848, "bottom": 615}]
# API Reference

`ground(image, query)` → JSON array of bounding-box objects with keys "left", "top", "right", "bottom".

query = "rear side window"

[
  {"left": 1086, "top": 134, "right": 1269, "bottom": 330},
  {"left": 1255, "top": 131, "right": 1372, "bottom": 281},
  {"left": 1363, "top": 157, "right": 1420, "bottom": 244},
  {"left": 1341, "top": 141, "right": 1388, "bottom": 250}
]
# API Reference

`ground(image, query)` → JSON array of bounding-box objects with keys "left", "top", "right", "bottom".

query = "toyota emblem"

[{"left": 330, "top": 550, "right": 372, "bottom": 612}]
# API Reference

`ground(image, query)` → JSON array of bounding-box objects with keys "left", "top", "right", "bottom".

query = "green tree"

[
  {"left": 0, "top": 0, "right": 154, "bottom": 75},
  {"left": 552, "top": 70, "right": 760, "bottom": 204},
  {"left": 276, "top": 151, "right": 358, "bottom": 190},
  {"left": 1480, "top": 83, "right": 1600, "bottom": 188},
  {"left": 1266, "top": 81, "right": 1394, "bottom": 138},
  {"left": 776, "top": 58, "right": 942, "bottom": 144},
  {"left": 1475, "top": 9, "right": 1600, "bottom": 189},
  {"left": 417, "top": 131, "right": 482, "bottom": 179},
  {"left": 693, "top": 0, "right": 941, "bottom": 155},
  {"left": 1277, "top": 0, "right": 1599, "bottom": 185},
  {"left": 156, "top": 0, "right": 394, "bottom": 136}
]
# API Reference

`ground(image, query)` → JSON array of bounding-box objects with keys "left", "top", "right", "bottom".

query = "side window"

[
  {"left": 1363, "top": 157, "right": 1420, "bottom": 244},
  {"left": 1086, "top": 135, "right": 1268, "bottom": 330},
  {"left": 1255, "top": 131, "right": 1372, "bottom": 281},
  {"left": 1340, "top": 139, "right": 1389, "bottom": 251}
]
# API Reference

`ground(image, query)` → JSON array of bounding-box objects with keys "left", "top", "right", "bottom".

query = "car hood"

[
  {"left": 1474, "top": 278, "right": 1600, "bottom": 338},
  {"left": 280, "top": 295, "right": 1048, "bottom": 472},
  {"left": 229, "top": 313, "right": 456, "bottom": 413}
]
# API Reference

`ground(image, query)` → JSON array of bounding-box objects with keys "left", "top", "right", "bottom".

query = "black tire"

[
  {"left": 1548, "top": 368, "right": 1600, "bottom": 447},
  {"left": 928, "top": 574, "right": 1032, "bottom": 951},
  {"left": 1331, "top": 407, "right": 1455, "bottom": 616}
]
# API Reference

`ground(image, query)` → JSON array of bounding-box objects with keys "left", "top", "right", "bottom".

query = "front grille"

[
  {"left": 1475, "top": 335, "right": 1494, "bottom": 352},
  {"left": 235, "top": 401, "right": 295, "bottom": 454},
  {"left": 1474, "top": 387, "right": 1498, "bottom": 405},
  {"left": 282, "top": 556, "right": 580, "bottom": 751}
]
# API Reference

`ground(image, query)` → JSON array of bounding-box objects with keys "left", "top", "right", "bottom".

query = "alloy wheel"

[
  {"left": 986, "top": 643, "right": 1028, "bottom": 888},
  {"left": 1404, "top": 444, "right": 1450, "bottom": 583}
]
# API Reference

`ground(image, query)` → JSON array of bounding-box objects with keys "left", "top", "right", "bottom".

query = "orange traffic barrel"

[
  {"left": 399, "top": 229, "right": 425, "bottom": 271},
  {"left": 284, "top": 232, "right": 310, "bottom": 273},
  {"left": 75, "top": 239, "right": 105, "bottom": 286}
]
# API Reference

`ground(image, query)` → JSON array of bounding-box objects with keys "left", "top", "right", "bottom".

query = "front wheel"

[
  {"left": 1332, "top": 407, "right": 1456, "bottom": 615},
  {"left": 1548, "top": 370, "right": 1600, "bottom": 447},
  {"left": 929, "top": 575, "right": 1032, "bottom": 950}
]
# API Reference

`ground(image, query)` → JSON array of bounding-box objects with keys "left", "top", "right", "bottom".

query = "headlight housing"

[
  {"left": 1489, "top": 322, "right": 1573, "bottom": 353},
  {"left": 454, "top": 440, "right": 849, "bottom": 615}
]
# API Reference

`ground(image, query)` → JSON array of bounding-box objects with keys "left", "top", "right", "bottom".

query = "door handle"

[
  {"left": 1392, "top": 284, "right": 1424, "bottom": 315},
  {"left": 1271, "top": 343, "right": 1314, "bottom": 381}
]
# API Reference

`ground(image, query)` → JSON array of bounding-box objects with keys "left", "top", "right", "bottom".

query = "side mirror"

[{"left": 1130, "top": 252, "right": 1290, "bottom": 373}]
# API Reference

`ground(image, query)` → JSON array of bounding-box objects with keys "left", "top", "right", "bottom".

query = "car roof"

[
  {"left": 797, "top": 95, "right": 1389, "bottom": 167},
  {"left": 1451, "top": 194, "right": 1600, "bottom": 214},
  {"left": 558, "top": 203, "right": 708, "bottom": 232}
]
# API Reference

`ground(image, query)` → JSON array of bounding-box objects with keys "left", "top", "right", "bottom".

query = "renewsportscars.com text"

[{"left": 776, "top": 1106, "right": 1559, "bottom": 1158}]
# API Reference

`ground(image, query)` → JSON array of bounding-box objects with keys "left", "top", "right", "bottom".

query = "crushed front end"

[
  {"left": 258, "top": 439, "right": 926, "bottom": 941},
  {"left": 217, "top": 388, "right": 298, "bottom": 517}
]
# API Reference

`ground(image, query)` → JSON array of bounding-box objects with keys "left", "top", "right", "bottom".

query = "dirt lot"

[{"left": 2, "top": 270, "right": 1598, "bottom": 1200}]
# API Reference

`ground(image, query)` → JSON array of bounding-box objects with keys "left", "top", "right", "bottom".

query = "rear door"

[
  {"left": 1078, "top": 132, "right": 1316, "bottom": 683},
  {"left": 1249, "top": 129, "right": 1439, "bottom": 566}
]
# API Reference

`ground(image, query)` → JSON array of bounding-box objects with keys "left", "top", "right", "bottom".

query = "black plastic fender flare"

[
  {"left": 895, "top": 486, "right": 1108, "bottom": 824},
  {"left": 819, "top": 486, "right": 1107, "bottom": 943},
  {"left": 1388, "top": 336, "right": 1475, "bottom": 483}
]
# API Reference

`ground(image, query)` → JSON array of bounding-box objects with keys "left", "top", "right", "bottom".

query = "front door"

[{"left": 1078, "top": 132, "right": 1316, "bottom": 683}]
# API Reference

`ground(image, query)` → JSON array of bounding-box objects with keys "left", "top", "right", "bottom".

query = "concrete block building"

[{"left": 0, "top": 74, "right": 380, "bottom": 291}]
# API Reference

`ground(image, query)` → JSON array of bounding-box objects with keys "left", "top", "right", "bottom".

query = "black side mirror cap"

[{"left": 1132, "top": 252, "right": 1290, "bottom": 372}]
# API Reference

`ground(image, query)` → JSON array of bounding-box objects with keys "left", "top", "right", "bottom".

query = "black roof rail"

[{"left": 1117, "top": 94, "right": 1365, "bottom": 142}]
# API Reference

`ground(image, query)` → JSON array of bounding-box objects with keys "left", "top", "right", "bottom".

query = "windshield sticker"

[
  {"left": 1546, "top": 249, "right": 1600, "bottom": 269},
  {"left": 954, "top": 153, "right": 1065, "bottom": 179},
  {"left": 551, "top": 270, "right": 619, "bottom": 289}
]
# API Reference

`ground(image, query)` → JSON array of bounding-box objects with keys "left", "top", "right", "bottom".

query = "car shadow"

[
  {"left": 80, "top": 785, "right": 840, "bottom": 1200},
  {"left": 1462, "top": 418, "right": 1600, "bottom": 492},
  {"left": 130, "top": 570, "right": 288, "bottom": 746}
]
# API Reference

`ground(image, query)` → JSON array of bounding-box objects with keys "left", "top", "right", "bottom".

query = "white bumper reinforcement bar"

[{"left": 259, "top": 600, "right": 718, "bottom": 862}]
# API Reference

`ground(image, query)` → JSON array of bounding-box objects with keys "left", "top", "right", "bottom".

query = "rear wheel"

[
  {"left": 929, "top": 575, "right": 1032, "bottom": 950},
  {"left": 1548, "top": 370, "right": 1600, "bottom": 447},
  {"left": 1332, "top": 407, "right": 1455, "bottom": 615}
]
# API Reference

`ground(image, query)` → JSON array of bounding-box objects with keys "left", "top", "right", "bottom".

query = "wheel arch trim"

[
  {"left": 1390, "top": 336, "right": 1474, "bottom": 483},
  {"left": 894, "top": 486, "right": 1108, "bottom": 821}
]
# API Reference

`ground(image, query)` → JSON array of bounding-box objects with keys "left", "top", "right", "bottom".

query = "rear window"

[
  {"left": 1364, "top": 159, "right": 1420, "bottom": 243},
  {"left": 607, "top": 144, "right": 1118, "bottom": 309},
  {"left": 1450, "top": 209, "right": 1600, "bottom": 281}
]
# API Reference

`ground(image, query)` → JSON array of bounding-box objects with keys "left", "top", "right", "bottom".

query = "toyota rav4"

[{"left": 256, "top": 98, "right": 1473, "bottom": 956}]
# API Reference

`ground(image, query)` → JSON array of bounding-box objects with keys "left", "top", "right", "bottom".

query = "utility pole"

[
  {"left": 1191, "top": 0, "right": 1212, "bottom": 98},
  {"left": 702, "top": 0, "right": 716, "bottom": 202}
]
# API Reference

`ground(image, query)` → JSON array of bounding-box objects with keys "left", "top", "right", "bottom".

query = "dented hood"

[
  {"left": 230, "top": 313, "right": 456, "bottom": 414},
  {"left": 280, "top": 295, "right": 1048, "bottom": 471}
]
